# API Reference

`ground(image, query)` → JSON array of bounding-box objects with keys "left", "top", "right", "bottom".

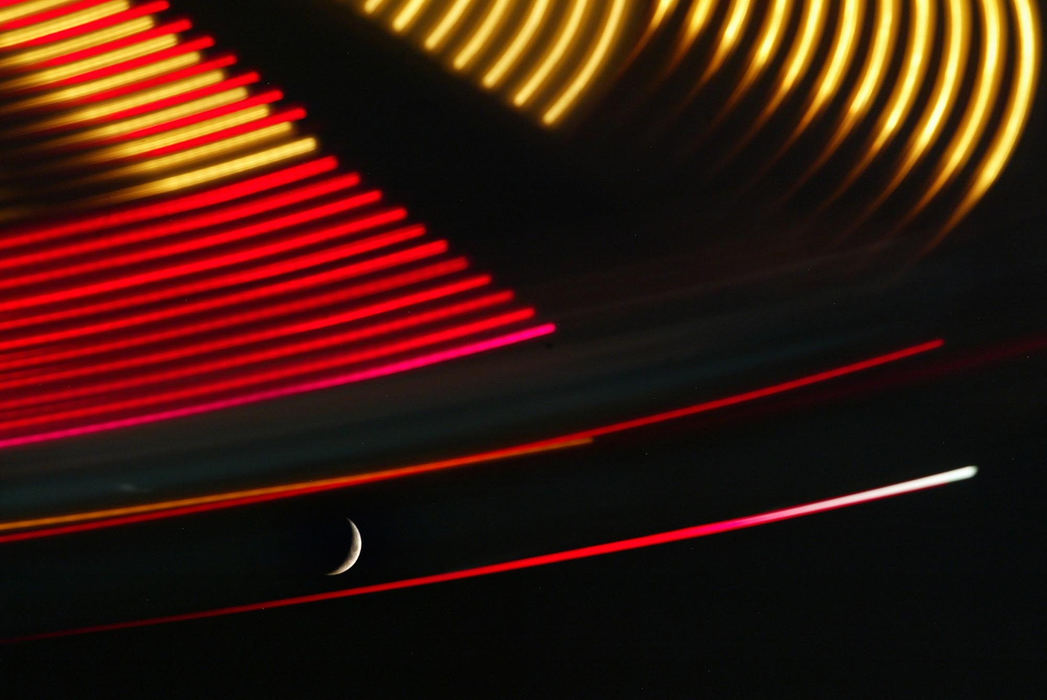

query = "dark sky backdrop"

[{"left": 4, "top": 1, "right": 1047, "bottom": 695}]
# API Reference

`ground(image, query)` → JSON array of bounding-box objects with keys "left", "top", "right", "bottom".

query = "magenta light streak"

[
  {"left": 3, "top": 466, "right": 977, "bottom": 642},
  {"left": 0, "top": 323, "right": 556, "bottom": 450}
]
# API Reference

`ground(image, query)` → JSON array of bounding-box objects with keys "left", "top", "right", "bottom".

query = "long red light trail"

[
  {"left": 0, "top": 338, "right": 944, "bottom": 542},
  {"left": 1, "top": 466, "right": 978, "bottom": 643}
]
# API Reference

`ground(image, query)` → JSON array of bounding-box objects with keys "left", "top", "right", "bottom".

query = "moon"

[{"left": 325, "top": 518, "right": 362, "bottom": 576}]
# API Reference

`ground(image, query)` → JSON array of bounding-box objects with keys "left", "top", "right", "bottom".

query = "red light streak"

[
  {"left": 0, "top": 169, "right": 359, "bottom": 272},
  {"left": 34, "top": 19, "right": 192, "bottom": 70},
  {"left": 9, "top": 2, "right": 170, "bottom": 49},
  {"left": 0, "top": 323, "right": 556, "bottom": 450},
  {"left": 0, "top": 292, "right": 518, "bottom": 411},
  {"left": 1, "top": 466, "right": 976, "bottom": 642},
  {"left": 0, "top": 259, "right": 472, "bottom": 364},
  {"left": 1, "top": 156, "right": 339, "bottom": 246},
  {"left": 0, "top": 217, "right": 419, "bottom": 320},
  {"left": 0, "top": 338, "right": 944, "bottom": 541},
  {"left": 0, "top": 276, "right": 495, "bottom": 389},
  {"left": 0, "top": 0, "right": 116, "bottom": 34},
  {"left": 0, "top": 243, "right": 452, "bottom": 350}
]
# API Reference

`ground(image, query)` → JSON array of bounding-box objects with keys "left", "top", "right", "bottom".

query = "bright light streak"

[
  {"left": 452, "top": 0, "right": 509, "bottom": 70},
  {"left": 667, "top": 0, "right": 717, "bottom": 72},
  {"left": 696, "top": 0, "right": 753, "bottom": 88},
  {"left": 783, "top": 0, "right": 862, "bottom": 150},
  {"left": 483, "top": 0, "right": 548, "bottom": 88},
  {"left": 835, "top": 0, "right": 934, "bottom": 198},
  {"left": 719, "top": 0, "right": 791, "bottom": 116},
  {"left": 3, "top": 466, "right": 977, "bottom": 640},
  {"left": 0, "top": 0, "right": 129, "bottom": 49},
  {"left": 424, "top": 0, "right": 472, "bottom": 50},
  {"left": 0, "top": 339, "right": 944, "bottom": 540},
  {"left": 392, "top": 0, "right": 427, "bottom": 32},
  {"left": 0, "top": 0, "right": 78, "bottom": 26},
  {"left": 542, "top": 0, "right": 625, "bottom": 125},
  {"left": 0, "top": 323, "right": 556, "bottom": 451},
  {"left": 944, "top": 0, "right": 1040, "bottom": 233},
  {"left": 912, "top": 0, "right": 1004, "bottom": 222},
  {"left": 513, "top": 0, "right": 586, "bottom": 106},
  {"left": 876, "top": 0, "right": 969, "bottom": 208},
  {"left": 0, "top": 16, "right": 155, "bottom": 68}
]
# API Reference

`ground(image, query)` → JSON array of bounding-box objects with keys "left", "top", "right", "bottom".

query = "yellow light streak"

[
  {"left": 696, "top": 0, "right": 753, "bottom": 88},
  {"left": 745, "top": 0, "right": 826, "bottom": 140},
  {"left": 452, "top": 0, "right": 510, "bottom": 70},
  {"left": 0, "top": 51, "right": 202, "bottom": 115},
  {"left": 542, "top": 0, "right": 626, "bottom": 125},
  {"left": 89, "top": 136, "right": 318, "bottom": 206},
  {"left": 805, "top": 0, "right": 897, "bottom": 175},
  {"left": 363, "top": 0, "right": 388, "bottom": 13},
  {"left": 944, "top": 0, "right": 1040, "bottom": 233},
  {"left": 0, "top": 438, "right": 590, "bottom": 534},
  {"left": 667, "top": 0, "right": 717, "bottom": 72},
  {"left": 483, "top": 0, "right": 549, "bottom": 88},
  {"left": 392, "top": 0, "right": 428, "bottom": 32},
  {"left": 60, "top": 105, "right": 273, "bottom": 166},
  {"left": 0, "top": 16, "right": 155, "bottom": 70},
  {"left": 78, "top": 122, "right": 296, "bottom": 184},
  {"left": 835, "top": 0, "right": 934, "bottom": 197},
  {"left": 719, "top": 0, "right": 791, "bottom": 115},
  {"left": 878, "top": 0, "right": 969, "bottom": 206},
  {"left": 0, "top": 0, "right": 77, "bottom": 26},
  {"left": 913, "top": 0, "right": 1004, "bottom": 220},
  {"left": 513, "top": 0, "right": 587, "bottom": 107},
  {"left": 0, "top": 0, "right": 130, "bottom": 49},
  {"left": 11, "top": 70, "right": 227, "bottom": 136},
  {"left": 0, "top": 34, "right": 178, "bottom": 91},
  {"left": 424, "top": 0, "right": 472, "bottom": 50},
  {"left": 784, "top": 0, "right": 862, "bottom": 148}
]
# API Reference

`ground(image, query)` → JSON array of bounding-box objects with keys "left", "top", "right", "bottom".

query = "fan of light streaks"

[
  {"left": 0, "top": 0, "right": 552, "bottom": 449},
  {"left": 349, "top": 0, "right": 1040, "bottom": 238},
  {"left": 3, "top": 464, "right": 978, "bottom": 642}
]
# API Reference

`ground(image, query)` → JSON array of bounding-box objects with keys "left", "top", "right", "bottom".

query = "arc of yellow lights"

[
  {"left": 542, "top": 0, "right": 626, "bottom": 125},
  {"left": 0, "top": 34, "right": 179, "bottom": 92},
  {"left": 666, "top": 0, "right": 717, "bottom": 75},
  {"left": 86, "top": 136, "right": 318, "bottom": 207},
  {"left": 0, "top": 51, "right": 203, "bottom": 116},
  {"left": 7, "top": 70, "right": 228, "bottom": 137},
  {"left": 779, "top": 0, "right": 862, "bottom": 154},
  {"left": 0, "top": 16, "right": 156, "bottom": 70},
  {"left": 802, "top": 0, "right": 898, "bottom": 181},
  {"left": 0, "top": 0, "right": 78, "bottom": 26},
  {"left": 0, "top": 0, "right": 130, "bottom": 49},
  {"left": 392, "top": 0, "right": 429, "bottom": 32},
  {"left": 452, "top": 0, "right": 510, "bottom": 70},
  {"left": 695, "top": 0, "right": 753, "bottom": 89},
  {"left": 716, "top": 0, "right": 791, "bottom": 119},
  {"left": 739, "top": 0, "right": 826, "bottom": 147},
  {"left": 424, "top": 0, "right": 473, "bottom": 50},
  {"left": 832, "top": 0, "right": 934, "bottom": 203},
  {"left": 483, "top": 0, "right": 549, "bottom": 88},
  {"left": 513, "top": 0, "right": 587, "bottom": 107},
  {"left": 941, "top": 0, "right": 1040, "bottom": 235},
  {"left": 910, "top": 0, "right": 1004, "bottom": 223},
  {"left": 871, "top": 0, "right": 969, "bottom": 215}
]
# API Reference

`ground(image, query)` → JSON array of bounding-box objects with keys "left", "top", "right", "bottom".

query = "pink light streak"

[{"left": 2, "top": 466, "right": 977, "bottom": 643}]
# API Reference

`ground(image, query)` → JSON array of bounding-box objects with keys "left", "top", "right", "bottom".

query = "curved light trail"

[
  {"left": 3, "top": 465, "right": 978, "bottom": 642},
  {"left": 346, "top": 0, "right": 1039, "bottom": 235}
]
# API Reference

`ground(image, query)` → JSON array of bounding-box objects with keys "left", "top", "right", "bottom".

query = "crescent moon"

[{"left": 325, "top": 518, "right": 362, "bottom": 576}]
